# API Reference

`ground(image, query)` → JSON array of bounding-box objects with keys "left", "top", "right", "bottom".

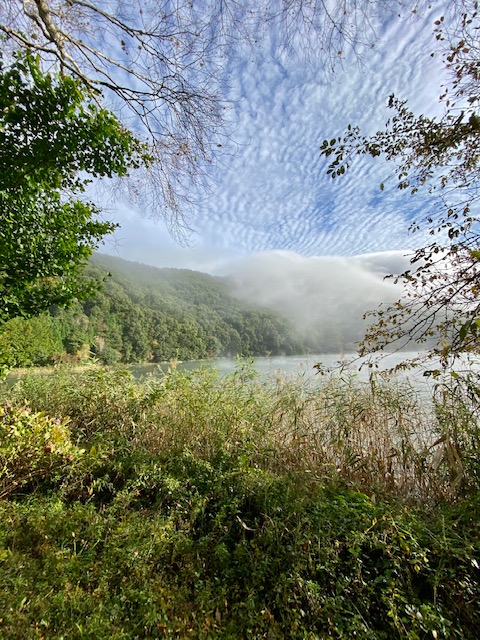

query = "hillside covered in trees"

[{"left": 0, "top": 254, "right": 311, "bottom": 368}]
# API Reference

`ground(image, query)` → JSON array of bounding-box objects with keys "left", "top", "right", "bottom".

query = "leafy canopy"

[{"left": 0, "top": 52, "right": 150, "bottom": 323}]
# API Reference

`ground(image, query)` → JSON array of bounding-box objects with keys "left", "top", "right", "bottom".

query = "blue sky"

[{"left": 101, "top": 2, "right": 449, "bottom": 310}]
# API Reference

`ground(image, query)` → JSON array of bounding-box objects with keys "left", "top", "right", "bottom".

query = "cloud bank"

[{"left": 228, "top": 249, "right": 411, "bottom": 350}]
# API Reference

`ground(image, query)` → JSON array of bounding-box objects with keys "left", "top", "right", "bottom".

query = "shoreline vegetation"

[
  {"left": 1, "top": 363, "right": 479, "bottom": 638},
  {"left": 0, "top": 254, "right": 364, "bottom": 371}
]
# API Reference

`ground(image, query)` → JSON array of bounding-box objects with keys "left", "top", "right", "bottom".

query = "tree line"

[{"left": 0, "top": 254, "right": 310, "bottom": 368}]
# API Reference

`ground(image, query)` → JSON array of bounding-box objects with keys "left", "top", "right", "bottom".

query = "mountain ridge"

[{"left": 0, "top": 253, "right": 306, "bottom": 368}]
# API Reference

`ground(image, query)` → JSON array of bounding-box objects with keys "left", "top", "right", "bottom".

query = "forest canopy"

[{"left": 0, "top": 254, "right": 312, "bottom": 368}]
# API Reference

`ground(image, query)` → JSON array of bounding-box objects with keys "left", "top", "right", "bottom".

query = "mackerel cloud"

[{"left": 193, "top": 4, "right": 447, "bottom": 257}]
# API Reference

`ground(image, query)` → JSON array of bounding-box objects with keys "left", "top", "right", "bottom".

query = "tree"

[
  {"left": 0, "top": 0, "right": 417, "bottom": 231},
  {"left": 0, "top": 315, "right": 64, "bottom": 368},
  {"left": 0, "top": 51, "right": 149, "bottom": 323},
  {"left": 321, "top": 1, "right": 480, "bottom": 370}
]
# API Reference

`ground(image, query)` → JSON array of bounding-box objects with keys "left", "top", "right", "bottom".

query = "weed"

[{"left": 0, "top": 364, "right": 479, "bottom": 638}]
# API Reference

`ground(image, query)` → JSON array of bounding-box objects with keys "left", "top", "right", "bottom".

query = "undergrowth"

[{"left": 0, "top": 364, "right": 479, "bottom": 638}]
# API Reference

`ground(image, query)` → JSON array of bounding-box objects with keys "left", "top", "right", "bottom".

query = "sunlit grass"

[{"left": 1, "top": 364, "right": 479, "bottom": 638}]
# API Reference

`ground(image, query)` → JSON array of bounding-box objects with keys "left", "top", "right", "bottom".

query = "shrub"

[
  {"left": 0, "top": 366, "right": 479, "bottom": 638},
  {"left": 0, "top": 402, "right": 84, "bottom": 499}
]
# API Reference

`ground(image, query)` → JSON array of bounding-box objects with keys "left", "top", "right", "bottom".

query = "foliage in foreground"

[
  {"left": 0, "top": 365, "right": 479, "bottom": 639},
  {"left": 0, "top": 51, "right": 149, "bottom": 324},
  {"left": 322, "top": 4, "right": 480, "bottom": 368}
]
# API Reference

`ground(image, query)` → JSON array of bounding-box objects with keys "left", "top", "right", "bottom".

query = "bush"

[
  {"left": 0, "top": 365, "right": 479, "bottom": 638},
  {"left": 0, "top": 402, "right": 84, "bottom": 499}
]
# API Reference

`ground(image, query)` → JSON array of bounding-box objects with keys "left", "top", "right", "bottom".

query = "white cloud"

[
  {"left": 102, "top": 4, "right": 452, "bottom": 278},
  {"left": 188, "top": 4, "right": 447, "bottom": 258}
]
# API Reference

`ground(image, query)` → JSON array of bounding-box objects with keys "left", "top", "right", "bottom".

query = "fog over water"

[{"left": 227, "top": 249, "right": 411, "bottom": 350}]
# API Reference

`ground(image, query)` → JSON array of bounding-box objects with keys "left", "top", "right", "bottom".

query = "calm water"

[
  {"left": 6, "top": 352, "right": 478, "bottom": 395},
  {"left": 127, "top": 351, "right": 480, "bottom": 402},
  {"left": 127, "top": 351, "right": 431, "bottom": 385}
]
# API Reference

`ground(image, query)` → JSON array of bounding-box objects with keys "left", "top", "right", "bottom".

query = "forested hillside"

[{"left": 0, "top": 254, "right": 307, "bottom": 368}]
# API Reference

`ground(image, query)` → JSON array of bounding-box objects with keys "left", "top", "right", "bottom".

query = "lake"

[
  {"left": 126, "top": 351, "right": 480, "bottom": 403},
  {"left": 6, "top": 351, "right": 478, "bottom": 396},
  {"left": 127, "top": 351, "right": 432, "bottom": 385}
]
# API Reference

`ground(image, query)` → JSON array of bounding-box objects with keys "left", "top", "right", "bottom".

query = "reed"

[{"left": 1, "top": 364, "right": 479, "bottom": 638}]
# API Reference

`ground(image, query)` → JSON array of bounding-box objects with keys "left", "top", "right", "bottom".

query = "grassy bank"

[{"left": 0, "top": 364, "right": 479, "bottom": 638}]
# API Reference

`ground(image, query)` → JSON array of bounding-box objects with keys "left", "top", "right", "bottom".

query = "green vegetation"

[
  {"left": 0, "top": 52, "right": 149, "bottom": 325},
  {"left": 0, "top": 364, "right": 479, "bottom": 638},
  {"left": 0, "top": 254, "right": 308, "bottom": 368}
]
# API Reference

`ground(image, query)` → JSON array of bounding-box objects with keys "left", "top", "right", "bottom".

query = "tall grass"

[
  {"left": 1, "top": 363, "right": 479, "bottom": 638},
  {"left": 5, "top": 363, "right": 476, "bottom": 502}
]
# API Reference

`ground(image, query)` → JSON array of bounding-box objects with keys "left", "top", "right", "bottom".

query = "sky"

[{"left": 99, "top": 2, "right": 451, "bottom": 329}]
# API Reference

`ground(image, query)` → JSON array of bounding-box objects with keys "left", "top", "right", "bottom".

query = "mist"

[{"left": 228, "top": 250, "right": 411, "bottom": 352}]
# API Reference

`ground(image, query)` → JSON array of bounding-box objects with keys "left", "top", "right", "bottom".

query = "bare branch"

[{"left": 2, "top": 0, "right": 421, "bottom": 231}]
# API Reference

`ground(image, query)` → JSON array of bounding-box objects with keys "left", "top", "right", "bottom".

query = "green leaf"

[{"left": 0, "top": 52, "right": 149, "bottom": 327}]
